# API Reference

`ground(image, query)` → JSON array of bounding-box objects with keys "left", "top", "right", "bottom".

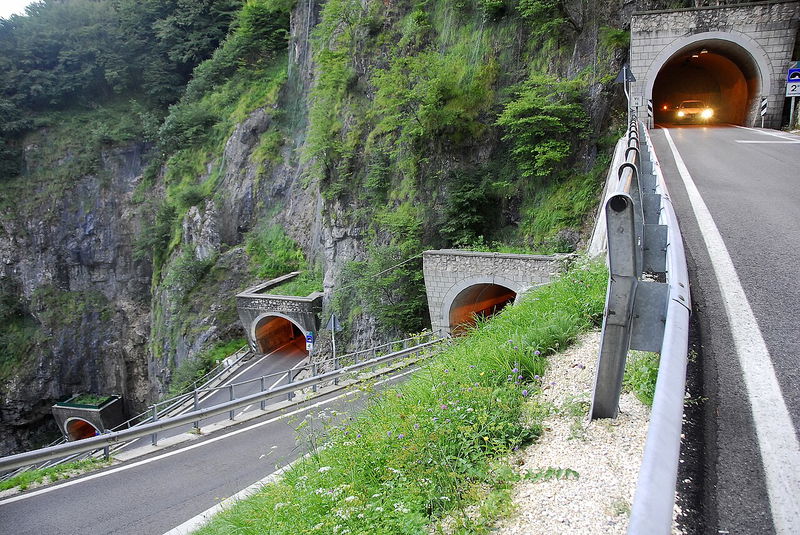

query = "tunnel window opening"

[
  {"left": 653, "top": 40, "right": 761, "bottom": 126},
  {"left": 66, "top": 418, "right": 100, "bottom": 441},
  {"left": 449, "top": 284, "right": 516, "bottom": 335},
  {"left": 254, "top": 315, "right": 306, "bottom": 355}
]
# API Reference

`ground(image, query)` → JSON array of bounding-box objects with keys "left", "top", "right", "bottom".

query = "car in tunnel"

[{"left": 675, "top": 100, "right": 714, "bottom": 123}]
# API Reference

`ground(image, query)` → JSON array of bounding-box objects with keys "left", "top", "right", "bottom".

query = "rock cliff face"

[
  {"left": 0, "top": 0, "right": 649, "bottom": 455},
  {"left": 0, "top": 144, "right": 153, "bottom": 454}
]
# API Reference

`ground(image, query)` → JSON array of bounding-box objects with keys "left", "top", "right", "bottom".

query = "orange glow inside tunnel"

[
  {"left": 66, "top": 419, "right": 99, "bottom": 441},
  {"left": 449, "top": 284, "right": 517, "bottom": 335},
  {"left": 254, "top": 316, "right": 306, "bottom": 354},
  {"left": 653, "top": 44, "right": 759, "bottom": 125}
]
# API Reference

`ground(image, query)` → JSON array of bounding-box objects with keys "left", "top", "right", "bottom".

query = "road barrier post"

[
  {"left": 151, "top": 406, "right": 159, "bottom": 446},
  {"left": 229, "top": 385, "right": 235, "bottom": 420},
  {"left": 312, "top": 363, "right": 318, "bottom": 392},
  {"left": 260, "top": 377, "right": 266, "bottom": 411},
  {"left": 193, "top": 391, "right": 200, "bottom": 430},
  {"left": 287, "top": 370, "right": 294, "bottom": 401}
]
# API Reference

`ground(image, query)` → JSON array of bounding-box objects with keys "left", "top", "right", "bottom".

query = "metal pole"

[
  {"left": 333, "top": 329, "right": 339, "bottom": 386},
  {"left": 193, "top": 390, "right": 200, "bottom": 430},
  {"left": 790, "top": 96, "right": 797, "bottom": 130},
  {"left": 228, "top": 385, "right": 235, "bottom": 420},
  {"left": 312, "top": 363, "right": 318, "bottom": 393},
  {"left": 287, "top": 370, "right": 294, "bottom": 401},
  {"left": 260, "top": 377, "right": 266, "bottom": 411},
  {"left": 151, "top": 406, "right": 158, "bottom": 446}
]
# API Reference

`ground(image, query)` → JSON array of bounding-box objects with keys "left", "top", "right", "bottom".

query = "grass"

[
  {"left": 267, "top": 271, "right": 324, "bottom": 297},
  {"left": 194, "top": 258, "right": 607, "bottom": 534},
  {"left": 623, "top": 350, "right": 660, "bottom": 407},
  {"left": 167, "top": 338, "right": 248, "bottom": 397},
  {"left": 65, "top": 394, "right": 112, "bottom": 406},
  {"left": 0, "top": 458, "right": 111, "bottom": 492}
]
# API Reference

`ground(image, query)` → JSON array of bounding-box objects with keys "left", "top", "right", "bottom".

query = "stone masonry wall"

[
  {"left": 630, "top": 1, "right": 799, "bottom": 128},
  {"left": 423, "top": 250, "right": 571, "bottom": 335}
]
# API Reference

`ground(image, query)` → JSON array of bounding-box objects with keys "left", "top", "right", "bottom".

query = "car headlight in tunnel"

[
  {"left": 677, "top": 111, "right": 685, "bottom": 118},
  {"left": 701, "top": 108, "right": 713, "bottom": 119}
]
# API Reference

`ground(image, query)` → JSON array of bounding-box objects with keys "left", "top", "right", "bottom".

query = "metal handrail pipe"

[
  {"left": 627, "top": 127, "right": 692, "bottom": 535},
  {"left": 0, "top": 338, "right": 443, "bottom": 473}
]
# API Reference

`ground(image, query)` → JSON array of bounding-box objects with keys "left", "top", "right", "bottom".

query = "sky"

[{"left": 0, "top": 0, "right": 36, "bottom": 19}]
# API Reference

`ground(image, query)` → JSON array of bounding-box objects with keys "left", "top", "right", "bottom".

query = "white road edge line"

[
  {"left": 734, "top": 140, "right": 800, "bottom": 144},
  {"left": 0, "top": 366, "right": 420, "bottom": 507},
  {"left": 161, "top": 366, "right": 422, "bottom": 535},
  {"left": 732, "top": 125, "right": 800, "bottom": 141},
  {"left": 662, "top": 128, "right": 800, "bottom": 534}
]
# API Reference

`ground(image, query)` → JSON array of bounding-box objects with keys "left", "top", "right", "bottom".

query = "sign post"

[
  {"left": 787, "top": 62, "right": 800, "bottom": 129},
  {"left": 325, "top": 314, "right": 343, "bottom": 364},
  {"left": 615, "top": 64, "right": 637, "bottom": 126}
]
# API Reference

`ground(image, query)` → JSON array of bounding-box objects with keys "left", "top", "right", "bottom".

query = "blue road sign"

[
  {"left": 788, "top": 68, "right": 800, "bottom": 82},
  {"left": 305, "top": 332, "right": 314, "bottom": 344}
]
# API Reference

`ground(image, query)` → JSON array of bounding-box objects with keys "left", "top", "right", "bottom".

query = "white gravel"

[{"left": 494, "top": 330, "right": 654, "bottom": 535}]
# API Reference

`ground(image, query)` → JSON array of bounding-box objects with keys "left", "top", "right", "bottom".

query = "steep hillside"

[{"left": 0, "top": 0, "right": 666, "bottom": 454}]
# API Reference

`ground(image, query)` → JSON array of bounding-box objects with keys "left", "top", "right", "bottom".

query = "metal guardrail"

[
  {"left": 588, "top": 114, "right": 691, "bottom": 535},
  {"left": 0, "top": 335, "right": 444, "bottom": 473}
]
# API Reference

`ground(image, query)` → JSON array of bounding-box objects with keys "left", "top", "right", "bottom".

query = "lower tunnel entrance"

[
  {"left": 254, "top": 315, "right": 307, "bottom": 355},
  {"left": 653, "top": 40, "right": 761, "bottom": 126},
  {"left": 66, "top": 418, "right": 100, "bottom": 441},
  {"left": 449, "top": 284, "right": 517, "bottom": 335}
]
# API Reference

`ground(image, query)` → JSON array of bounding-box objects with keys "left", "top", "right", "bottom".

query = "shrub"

[{"left": 245, "top": 223, "right": 307, "bottom": 279}]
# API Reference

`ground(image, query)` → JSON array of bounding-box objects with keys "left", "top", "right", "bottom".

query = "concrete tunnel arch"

[
  {"left": 64, "top": 418, "right": 100, "bottom": 441},
  {"left": 441, "top": 275, "right": 521, "bottom": 335},
  {"left": 250, "top": 312, "right": 308, "bottom": 355},
  {"left": 645, "top": 31, "right": 772, "bottom": 126}
]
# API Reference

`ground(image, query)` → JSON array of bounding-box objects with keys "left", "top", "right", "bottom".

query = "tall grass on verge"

[{"left": 196, "top": 259, "right": 607, "bottom": 535}]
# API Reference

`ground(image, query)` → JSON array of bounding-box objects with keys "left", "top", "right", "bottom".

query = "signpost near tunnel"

[{"left": 788, "top": 62, "right": 800, "bottom": 128}]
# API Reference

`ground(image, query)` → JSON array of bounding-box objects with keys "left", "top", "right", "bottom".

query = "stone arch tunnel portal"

[
  {"left": 253, "top": 315, "right": 308, "bottom": 355},
  {"left": 652, "top": 38, "right": 763, "bottom": 126},
  {"left": 65, "top": 418, "right": 100, "bottom": 441},
  {"left": 448, "top": 283, "right": 517, "bottom": 335}
]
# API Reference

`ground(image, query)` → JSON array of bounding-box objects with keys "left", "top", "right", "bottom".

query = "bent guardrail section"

[
  {"left": 0, "top": 336, "right": 444, "bottom": 473},
  {"left": 589, "top": 114, "right": 691, "bottom": 535}
]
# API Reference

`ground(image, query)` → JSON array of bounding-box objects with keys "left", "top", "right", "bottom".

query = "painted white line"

[
  {"left": 0, "top": 366, "right": 420, "bottom": 506},
  {"left": 161, "top": 366, "right": 421, "bottom": 534},
  {"left": 735, "top": 140, "right": 800, "bottom": 144},
  {"left": 732, "top": 125, "right": 800, "bottom": 141},
  {"left": 662, "top": 128, "right": 800, "bottom": 534},
  {"left": 162, "top": 457, "right": 305, "bottom": 535}
]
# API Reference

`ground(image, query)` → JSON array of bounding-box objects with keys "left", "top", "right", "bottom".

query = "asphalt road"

[
  {"left": 0, "top": 365, "right": 408, "bottom": 535},
  {"left": 650, "top": 124, "right": 800, "bottom": 534},
  {"left": 116, "top": 340, "right": 307, "bottom": 451}
]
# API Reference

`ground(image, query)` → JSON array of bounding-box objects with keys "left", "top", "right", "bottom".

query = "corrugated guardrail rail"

[
  {"left": 589, "top": 114, "right": 691, "bottom": 535},
  {"left": 0, "top": 333, "right": 444, "bottom": 474}
]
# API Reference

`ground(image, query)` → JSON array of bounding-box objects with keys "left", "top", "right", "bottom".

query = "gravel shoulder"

[{"left": 495, "top": 330, "right": 655, "bottom": 535}]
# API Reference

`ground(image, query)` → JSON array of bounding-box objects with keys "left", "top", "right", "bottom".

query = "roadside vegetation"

[
  {"left": 195, "top": 258, "right": 607, "bottom": 534},
  {"left": 0, "top": 458, "right": 111, "bottom": 492},
  {"left": 623, "top": 350, "right": 660, "bottom": 407}
]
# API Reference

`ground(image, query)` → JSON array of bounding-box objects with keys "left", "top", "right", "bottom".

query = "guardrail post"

[
  {"left": 229, "top": 385, "right": 235, "bottom": 420},
  {"left": 260, "top": 377, "right": 267, "bottom": 411},
  {"left": 193, "top": 390, "right": 200, "bottom": 430},
  {"left": 590, "top": 191, "right": 639, "bottom": 419},
  {"left": 287, "top": 370, "right": 294, "bottom": 401},
  {"left": 312, "top": 363, "right": 318, "bottom": 392},
  {"left": 151, "top": 406, "right": 159, "bottom": 446}
]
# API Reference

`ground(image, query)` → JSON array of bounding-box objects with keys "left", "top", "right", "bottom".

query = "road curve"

[
  {"left": 0, "top": 367, "right": 408, "bottom": 535},
  {"left": 650, "top": 124, "right": 800, "bottom": 534}
]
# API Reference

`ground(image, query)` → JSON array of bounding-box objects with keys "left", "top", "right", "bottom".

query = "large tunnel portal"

[
  {"left": 448, "top": 283, "right": 517, "bottom": 335},
  {"left": 652, "top": 39, "right": 762, "bottom": 126},
  {"left": 253, "top": 315, "right": 307, "bottom": 355}
]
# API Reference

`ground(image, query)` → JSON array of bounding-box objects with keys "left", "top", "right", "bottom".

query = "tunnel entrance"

[
  {"left": 65, "top": 418, "right": 100, "bottom": 441},
  {"left": 653, "top": 40, "right": 761, "bottom": 126},
  {"left": 448, "top": 284, "right": 517, "bottom": 335},
  {"left": 253, "top": 315, "right": 306, "bottom": 355}
]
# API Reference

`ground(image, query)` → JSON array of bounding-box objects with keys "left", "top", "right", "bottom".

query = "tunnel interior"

[
  {"left": 254, "top": 315, "right": 306, "bottom": 355},
  {"left": 66, "top": 418, "right": 100, "bottom": 441},
  {"left": 449, "top": 283, "right": 517, "bottom": 335},
  {"left": 653, "top": 39, "right": 761, "bottom": 125}
]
